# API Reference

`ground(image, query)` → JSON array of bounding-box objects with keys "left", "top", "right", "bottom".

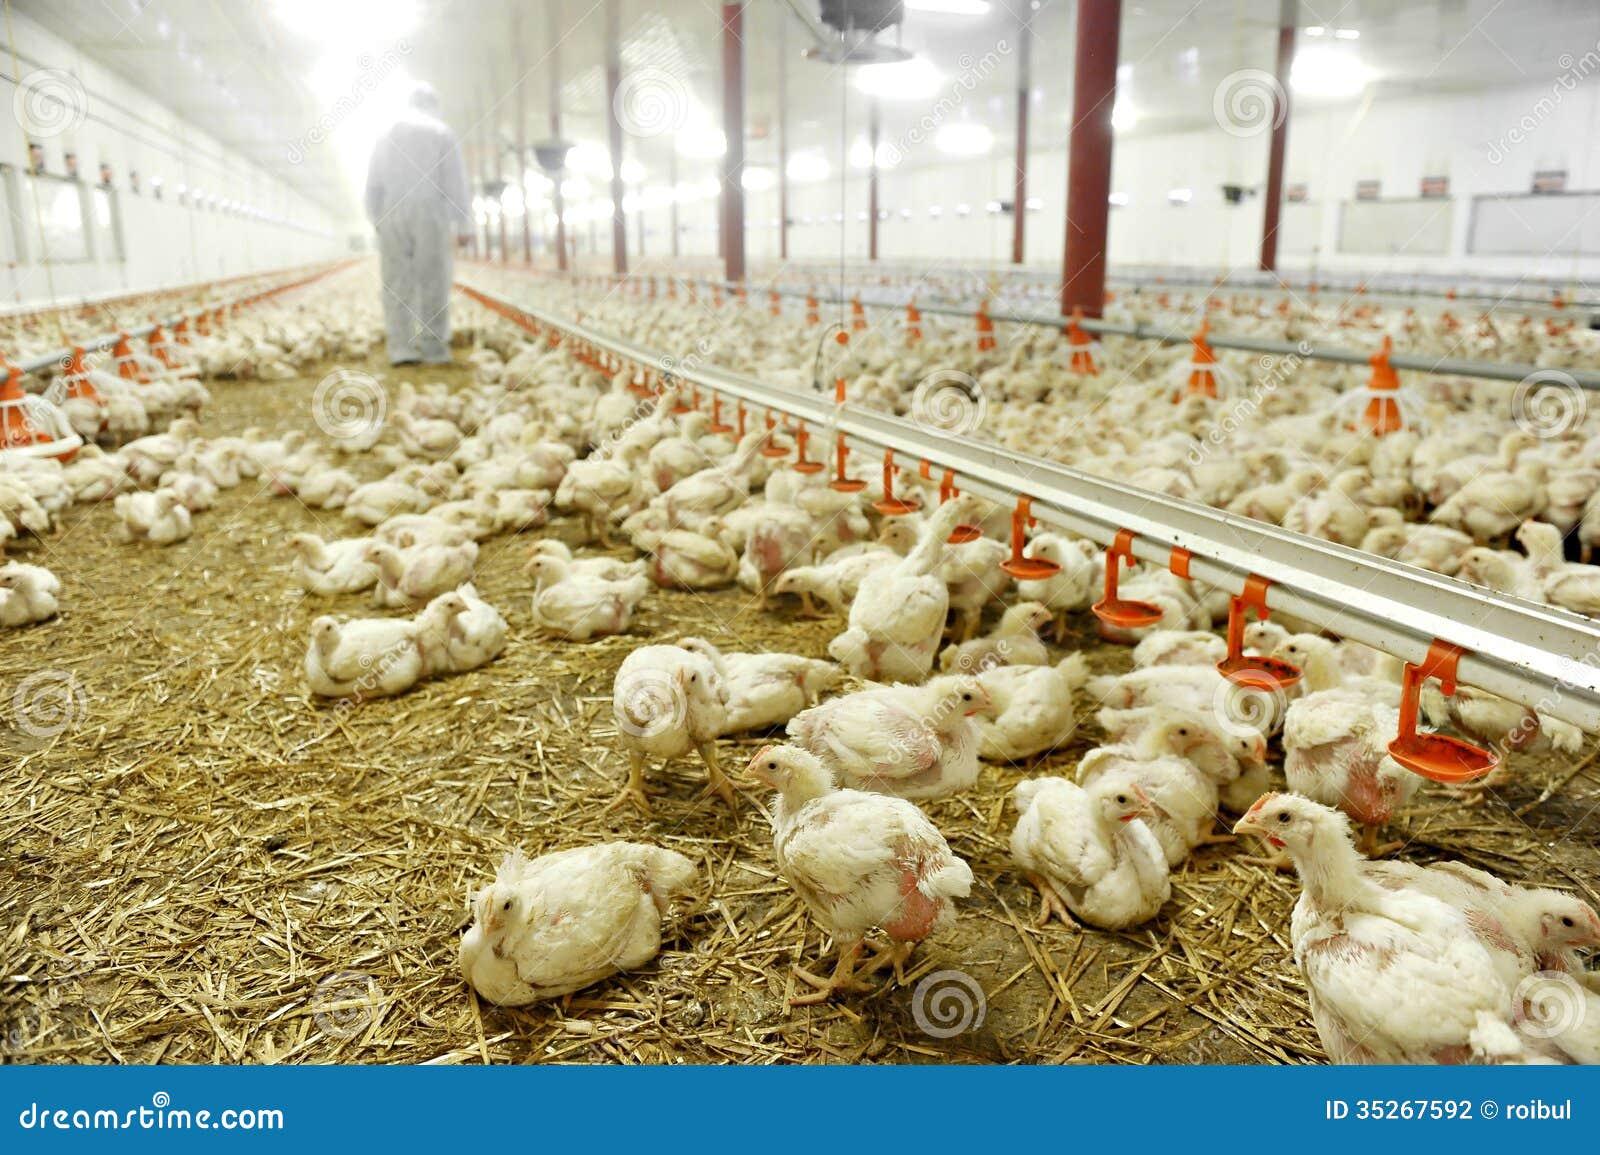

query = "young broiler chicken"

[
  {"left": 1016, "top": 534, "right": 1098, "bottom": 641},
  {"left": 526, "top": 554, "right": 651, "bottom": 640},
  {"left": 638, "top": 518, "right": 739, "bottom": 589},
  {"left": 786, "top": 675, "right": 992, "bottom": 800},
  {"left": 553, "top": 441, "right": 653, "bottom": 548},
  {"left": 972, "top": 654, "right": 1090, "bottom": 763},
  {"left": 459, "top": 842, "right": 697, "bottom": 1006},
  {"left": 114, "top": 488, "right": 192, "bottom": 545},
  {"left": 1517, "top": 518, "right": 1600, "bottom": 616},
  {"left": 748, "top": 745, "right": 973, "bottom": 1003},
  {"left": 938, "top": 600, "right": 1052, "bottom": 672},
  {"left": 771, "top": 520, "right": 917, "bottom": 617},
  {"left": 525, "top": 539, "right": 645, "bottom": 583},
  {"left": 367, "top": 540, "right": 478, "bottom": 608},
  {"left": 287, "top": 532, "right": 379, "bottom": 595},
  {"left": 1282, "top": 685, "right": 1415, "bottom": 857},
  {"left": 737, "top": 503, "right": 817, "bottom": 606},
  {"left": 1234, "top": 793, "right": 1531, "bottom": 1064},
  {"left": 1009, "top": 776, "right": 1169, "bottom": 930},
  {"left": 423, "top": 583, "right": 506, "bottom": 675},
  {"left": 611, "top": 644, "right": 732, "bottom": 812},
  {"left": 0, "top": 562, "right": 60, "bottom": 627},
  {"left": 303, "top": 593, "right": 467, "bottom": 699},
  {"left": 677, "top": 637, "right": 840, "bottom": 733},
  {"left": 830, "top": 495, "right": 985, "bottom": 683},
  {"left": 1096, "top": 704, "right": 1271, "bottom": 815},
  {"left": 1076, "top": 733, "right": 1224, "bottom": 867}
]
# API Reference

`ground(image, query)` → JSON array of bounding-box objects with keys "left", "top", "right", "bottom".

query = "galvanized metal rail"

[{"left": 458, "top": 274, "right": 1600, "bottom": 734}]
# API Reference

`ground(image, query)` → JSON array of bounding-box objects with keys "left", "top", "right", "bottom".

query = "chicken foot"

[
  {"left": 696, "top": 740, "right": 738, "bottom": 809},
  {"left": 1025, "top": 872, "right": 1080, "bottom": 929},
  {"left": 603, "top": 751, "right": 653, "bottom": 815},
  {"left": 790, "top": 941, "right": 882, "bottom": 1005}
]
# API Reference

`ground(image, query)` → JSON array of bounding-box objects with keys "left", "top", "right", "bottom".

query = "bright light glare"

[
  {"left": 786, "top": 149, "right": 831, "bottom": 183},
  {"left": 1108, "top": 191, "right": 1129, "bottom": 206},
  {"left": 276, "top": 0, "right": 417, "bottom": 50},
  {"left": 854, "top": 58, "right": 942, "bottom": 100},
  {"left": 904, "top": 0, "right": 991, "bottom": 14},
  {"left": 305, "top": 53, "right": 415, "bottom": 196},
  {"left": 1168, "top": 187, "right": 1193, "bottom": 204},
  {"left": 934, "top": 123, "right": 992, "bottom": 156},
  {"left": 620, "top": 158, "right": 646, "bottom": 183},
  {"left": 1333, "top": 28, "right": 1360, "bottom": 40},
  {"left": 741, "top": 166, "right": 777, "bottom": 191},
  {"left": 1291, "top": 44, "right": 1369, "bottom": 98},
  {"left": 675, "top": 125, "right": 727, "bottom": 159},
  {"left": 567, "top": 141, "right": 614, "bottom": 179},
  {"left": 847, "top": 136, "right": 899, "bottom": 169},
  {"left": 1111, "top": 98, "right": 1136, "bottom": 130}
]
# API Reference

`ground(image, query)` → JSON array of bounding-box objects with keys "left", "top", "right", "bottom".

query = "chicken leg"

[
  {"left": 1025, "top": 872, "right": 1079, "bottom": 929},
  {"left": 797, "top": 590, "right": 827, "bottom": 620},
  {"left": 1357, "top": 823, "right": 1405, "bottom": 858},
  {"left": 696, "top": 740, "right": 738, "bottom": 809},
  {"left": 791, "top": 940, "right": 880, "bottom": 1005},
  {"left": 604, "top": 750, "right": 653, "bottom": 814}
]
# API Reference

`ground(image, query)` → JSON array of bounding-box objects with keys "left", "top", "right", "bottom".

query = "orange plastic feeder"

[
  {"left": 760, "top": 410, "right": 791, "bottom": 458},
  {"left": 806, "top": 294, "right": 820, "bottom": 325},
  {"left": 905, "top": 300, "right": 922, "bottom": 344},
  {"left": 1216, "top": 575, "right": 1302, "bottom": 691},
  {"left": 1000, "top": 496, "right": 1060, "bottom": 580},
  {"left": 1388, "top": 640, "right": 1499, "bottom": 783},
  {"left": 940, "top": 470, "right": 982, "bottom": 543},
  {"left": 1181, "top": 319, "right": 1219, "bottom": 399},
  {"left": 873, "top": 449, "right": 922, "bottom": 516},
  {"left": 62, "top": 347, "right": 100, "bottom": 405},
  {"left": 1091, "top": 529, "right": 1163, "bottom": 628},
  {"left": 707, "top": 395, "right": 734, "bottom": 435},
  {"left": 1360, "top": 334, "right": 1403, "bottom": 436},
  {"left": 791, "top": 422, "right": 824, "bottom": 473},
  {"left": 1066, "top": 308, "right": 1100, "bottom": 375},
  {"left": 769, "top": 291, "right": 781, "bottom": 317},
  {"left": 850, "top": 295, "right": 867, "bottom": 331},
  {"left": 829, "top": 434, "right": 866, "bottom": 493},
  {"left": 976, "top": 302, "right": 996, "bottom": 351},
  {"left": 735, "top": 401, "right": 748, "bottom": 438}
]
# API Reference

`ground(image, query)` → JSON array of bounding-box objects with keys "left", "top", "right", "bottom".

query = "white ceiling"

[{"left": 21, "top": 0, "right": 1600, "bottom": 223}]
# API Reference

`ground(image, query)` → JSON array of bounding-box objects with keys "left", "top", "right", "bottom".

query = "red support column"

[
  {"left": 548, "top": 0, "right": 568, "bottom": 273},
  {"left": 605, "top": 0, "right": 628, "bottom": 276},
  {"left": 1011, "top": 25, "right": 1031, "bottom": 265},
  {"left": 720, "top": 2, "right": 747, "bottom": 282},
  {"left": 1061, "top": 0, "right": 1121, "bottom": 318},
  {"left": 868, "top": 99, "right": 880, "bottom": 261},
  {"left": 1259, "top": 1, "right": 1296, "bottom": 273}
]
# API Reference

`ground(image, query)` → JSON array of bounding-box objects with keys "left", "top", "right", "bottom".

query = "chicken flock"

[{"left": 3, "top": 264, "right": 1599, "bottom": 1066}]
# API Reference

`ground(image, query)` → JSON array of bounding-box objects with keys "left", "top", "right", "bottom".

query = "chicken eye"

[
  {"left": 1562, "top": 916, "right": 1575, "bottom": 927},
  {"left": 501, "top": 900, "right": 512, "bottom": 911},
  {"left": 1177, "top": 728, "right": 1189, "bottom": 737},
  {"left": 1277, "top": 811, "right": 1291, "bottom": 824},
  {"left": 1115, "top": 794, "right": 1128, "bottom": 805},
  {"left": 766, "top": 761, "right": 777, "bottom": 770}
]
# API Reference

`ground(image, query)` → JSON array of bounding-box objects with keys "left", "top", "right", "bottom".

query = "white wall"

[
  {"left": 0, "top": 11, "right": 348, "bottom": 307},
  {"left": 719, "top": 74, "right": 1600, "bottom": 281}
]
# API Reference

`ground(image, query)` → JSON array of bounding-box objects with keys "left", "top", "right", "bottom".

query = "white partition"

[
  {"left": 1469, "top": 192, "right": 1600, "bottom": 256},
  {"left": 1337, "top": 198, "right": 1454, "bottom": 257},
  {"left": 1279, "top": 201, "right": 1323, "bottom": 254}
]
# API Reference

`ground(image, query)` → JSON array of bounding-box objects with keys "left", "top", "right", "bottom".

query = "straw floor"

[{"left": 2, "top": 353, "right": 1598, "bottom": 1065}]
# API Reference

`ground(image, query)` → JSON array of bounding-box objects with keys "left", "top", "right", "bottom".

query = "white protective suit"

[{"left": 364, "top": 86, "right": 472, "bottom": 364}]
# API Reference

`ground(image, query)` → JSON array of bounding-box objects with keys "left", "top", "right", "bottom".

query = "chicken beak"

[{"left": 744, "top": 746, "right": 776, "bottom": 786}]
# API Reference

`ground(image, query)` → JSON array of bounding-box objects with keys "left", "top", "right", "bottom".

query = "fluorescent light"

[
  {"left": 1116, "top": 64, "right": 1133, "bottom": 82},
  {"left": 674, "top": 125, "right": 727, "bottom": 159},
  {"left": 984, "top": 200, "right": 1003, "bottom": 214},
  {"left": 566, "top": 141, "right": 613, "bottom": 178},
  {"left": 1112, "top": 98, "right": 1136, "bottom": 131},
  {"left": 740, "top": 165, "right": 776, "bottom": 191},
  {"left": 955, "top": 203, "right": 971, "bottom": 216},
  {"left": 1025, "top": 196, "right": 1042, "bottom": 211},
  {"left": 276, "top": 0, "right": 417, "bottom": 49},
  {"left": 620, "top": 158, "right": 646, "bottom": 183},
  {"left": 1108, "top": 191, "right": 1129, "bottom": 206},
  {"left": 855, "top": 58, "right": 943, "bottom": 100},
  {"left": 905, "top": 0, "right": 991, "bottom": 14},
  {"left": 1291, "top": 44, "right": 1369, "bottom": 98},
  {"left": 1334, "top": 28, "right": 1360, "bottom": 40},
  {"left": 1167, "top": 187, "right": 1193, "bottom": 204},
  {"left": 848, "top": 136, "right": 898, "bottom": 169},
  {"left": 935, "top": 122, "right": 993, "bottom": 156},
  {"left": 929, "top": 205, "right": 943, "bottom": 217},
  {"left": 786, "top": 149, "right": 831, "bottom": 183},
  {"left": 1304, "top": 25, "right": 1326, "bottom": 36}
]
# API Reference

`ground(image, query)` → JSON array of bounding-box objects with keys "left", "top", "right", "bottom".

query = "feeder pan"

[
  {"left": 1388, "top": 639, "right": 1499, "bottom": 783},
  {"left": 806, "top": 295, "right": 820, "bottom": 325},
  {"left": 1216, "top": 575, "right": 1301, "bottom": 690},
  {"left": 976, "top": 303, "right": 996, "bottom": 351},
  {"left": 873, "top": 449, "right": 922, "bottom": 516},
  {"left": 1064, "top": 308, "right": 1101, "bottom": 375},
  {"left": 735, "top": 401, "right": 748, "bottom": 438},
  {"left": 939, "top": 470, "right": 983, "bottom": 543},
  {"left": 1091, "top": 528, "right": 1163, "bottom": 628},
  {"left": 1000, "top": 495, "right": 1060, "bottom": 580},
  {"left": 791, "top": 423, "right": 824, "bottom": 473},
  {"left": 769, "top": 291, "right": 781, "bottom": 317},
  {"left": 850, "top": 296, "right": 867, "bottom": 331},
  {"left": 905, "top": 301, "right": 923, "bottom": 344},
  {"left": 0, "top": 364, "right": 83, "bottom": 463},
  {"left": 706, "top": 395, "right": 734, "bottom": 435},
  {"left": 671, "top": 383, "right": 694, "bottom": 414},
  {"left": 829, "top": 434, "right": 866, "bottom": 493},
  {"left": 1333, "top": 334, "right": 1416, "bottom": 436}
]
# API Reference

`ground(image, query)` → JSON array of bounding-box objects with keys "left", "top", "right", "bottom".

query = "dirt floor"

[{"left": 3, "top": 348, "right": 1599, "bottom": 1065}]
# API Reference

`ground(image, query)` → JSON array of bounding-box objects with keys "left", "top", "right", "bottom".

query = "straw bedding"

[{"left": 2, "top": 355, "right": 1597, "bottom": 1065}]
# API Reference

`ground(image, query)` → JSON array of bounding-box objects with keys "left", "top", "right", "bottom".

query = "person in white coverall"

[{"left": 364, "top": 84, "right": 472, "bottom": 365}]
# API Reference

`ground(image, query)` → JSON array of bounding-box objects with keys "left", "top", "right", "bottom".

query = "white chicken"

[
  {"left": 114, "top": 489, "right": 192, "bottom": 545},
  {"left": 367, "top": 540, "right": 478, "bottom": 608},
  {"left": 1076, "top": 737, "right": 1223, "bottom": 867},
  {"left": 1016, "top": 533, "right": 1099, "bottom": 640},
  {"left": 424, "top": 583, "right": 507, "bottom": 675},
  {"left": 677, "top": 637, "right": 840, "bottom": 733},
  {"left": 459, "top": 842, "right": 697, "bottom": 1005},
  {"left": 937, "top": 600, "right": 1053, "bottom": 672},
  {"left": 1234, "top": 793, "right": 1531, "bottom": 1064},
  {"left": 748, "top": 744, "right": 973, "bottom": 1002},
  {"left": 972, "top": 654, "right": 1090, "bottom": 763},
  {"left": 0, "top": 561, "right": 61, "bottom": 626},
  {"left": 286, "top": 532, "right": 379, "bottom": 595},
  {"left": 785, "top": 674, "right": 991, "bottom": 800},
  {"left": 526, "top": 553, "right": 651, "bottom": 640},
  {"left": 1009, "top": 776, "right": 1169, "bottom": 929},
  {"left": 611, "top": 644, "right": 732, "bottom": 812}
]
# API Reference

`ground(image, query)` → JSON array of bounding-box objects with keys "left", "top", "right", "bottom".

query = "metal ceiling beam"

[{"left": 456, "top": 271, "right": 1600, "bottom": 734}]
